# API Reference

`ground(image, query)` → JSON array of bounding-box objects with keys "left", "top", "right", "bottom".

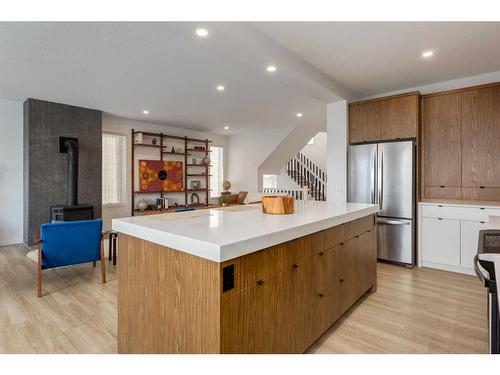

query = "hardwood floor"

[{"left": 0, "top": 244, "right": 488, "bottom": 354}]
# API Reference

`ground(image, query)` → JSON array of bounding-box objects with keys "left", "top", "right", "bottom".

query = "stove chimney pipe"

[{"left": 62, "top": 138, "right": 79, "bottom": 206}]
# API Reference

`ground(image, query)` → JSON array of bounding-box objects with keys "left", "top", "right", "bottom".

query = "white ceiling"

[
  {"left": 254, "top": 22, "right": 500, "bottom": 98},
  {"left": 1, "top": 22, "right": 500, "bottom": 134}
]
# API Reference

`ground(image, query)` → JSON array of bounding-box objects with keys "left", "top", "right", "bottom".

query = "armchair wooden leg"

[
  {"left": 100, "top": 238, "right": 106, "bottom": 283},
  {"left": 37, "top": 246, "right": 43, "bottom": 297}
]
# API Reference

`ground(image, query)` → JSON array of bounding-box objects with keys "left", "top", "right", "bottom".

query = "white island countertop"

[{"left": 112, "top": 201, "right": 379, "bottom": 262}]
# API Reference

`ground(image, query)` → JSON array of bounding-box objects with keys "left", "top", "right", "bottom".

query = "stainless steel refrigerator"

[{"left": 348, "top": 140, "right": 415, "bottom": 265}]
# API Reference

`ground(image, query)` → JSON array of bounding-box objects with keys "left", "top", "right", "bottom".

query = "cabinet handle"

[
  {"left": 355, "top": 235, "right": 360, "bottom": 238},
  {"left": 292, "top": 264, "right": 299, "bottom": 269},
  {"left": 480, "top": 207, "right": 485, "bottom": 210},
  {"left": 318, "top": 251, "right": 325, "bottom": 256},
  {"left": 318, "top": 293, "right": 324, "bottom": 298},
  {"left": 256, "top": 280, "right": 264, "bottom": 286},
  {"left": 480, "top": 186, "right": 485, "bottom": 189},
  {"left": 438, "top": 205, "right": 443, "bottom": 207},
  {"left": 340, "top": 242, "right": 345, "bottom": 246},
  {"left": 438, "top": 218, "right": 443, "bottom": 220},
  {"left": 339, "top": 278, "right": 344, "bottom": 283},
  {"left": 480, "top": 221, "right": 485, "bottom": 224},
  {"left": 440, "top": 185, "right": 444, "bottom": 189}
]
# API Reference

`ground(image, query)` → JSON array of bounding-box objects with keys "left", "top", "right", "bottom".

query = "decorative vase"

[
  {"left": 137, "top": 198, "right": 148, "bottom": 212},
  {"left": 134, "top": 132, "right": 143, "bottom": 144}
]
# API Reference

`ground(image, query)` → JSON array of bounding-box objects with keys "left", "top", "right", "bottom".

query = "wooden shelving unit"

[{"left": 130, "top": 129, "right": 212, "bottom": 216}]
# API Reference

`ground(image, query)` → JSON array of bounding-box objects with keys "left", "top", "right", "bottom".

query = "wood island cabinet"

[
  {"left": 220, "top": 216, "right": 376, "bottom": 354},
  {"left": 349, "top": 92, "right": 419, "bottom": 144},
  {"left": 118, "top": 214, "right": 377, "bottom": 354}
]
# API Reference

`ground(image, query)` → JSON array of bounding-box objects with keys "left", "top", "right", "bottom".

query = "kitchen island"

[{"left": 112, "top": 201, "right": 379, "bottom": 354}]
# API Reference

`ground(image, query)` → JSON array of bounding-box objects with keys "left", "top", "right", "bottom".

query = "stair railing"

[{"left": 286, "top": 152, "right": 327, "bottom": 201}]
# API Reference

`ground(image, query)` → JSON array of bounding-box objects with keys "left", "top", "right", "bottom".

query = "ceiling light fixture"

[
  {"left": 296, "top": 112, "right": 303, "bottom": 118},
  {"left": 195, "top": 28, "right": 208, "bottom": 38},
  {"left": 217, "top": 85, "right": 225, "bottom": 91},
  {"left": 422, "top": 50, "right": 434, "bottom": 58},
  {"left": 142, "top": 110, "right": 149, "bottom": 115},
  {"left": 224, "top": 125, "right": 229, "bottom": 130},
  {"left": 266, "top": 65, "right": 277, "bottom": 72}
]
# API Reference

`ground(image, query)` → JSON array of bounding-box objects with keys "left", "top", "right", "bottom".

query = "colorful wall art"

[{"left": 139, "top": 160, "right": 184, "bottom": 192}]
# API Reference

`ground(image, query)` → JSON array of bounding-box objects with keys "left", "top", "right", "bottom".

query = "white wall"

[
  {"left": 327, "top": 100, "right": 347, "bottom": 204},
  {"left": 0, "top": 99, "right": 23, "bottom": 246},
  {"left": 358, "top": 69, "right": 500, "bottom": 101},
  {"left": 102, "top": 114, "right": 227, "bottom": 230},
  {"left": 226, "top": 127, "right": 292, "bottom": 192},
  {"left": 301, "top": 131, "right": 327, "bottom": 172}
]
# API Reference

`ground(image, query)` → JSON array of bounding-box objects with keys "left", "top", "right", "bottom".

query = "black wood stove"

[{"left": 49, "top": 137, "right": 94, "bottom": 222}]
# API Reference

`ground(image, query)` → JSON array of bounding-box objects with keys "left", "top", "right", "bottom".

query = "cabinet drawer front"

[
  {"left": 423, "top": 187, "right": 462, "bottom": 200},
  {"left": 344, "top": 215, "right": 374, "bottom": 240},
  {"left": 420, "top": 204, "right": 489, "bottom": 221},
  {"left": 421, "top": 217, "right": 460, "bottom": 267},
  {"left": 461, "top": 187, "right": 500, "bottom": 201}
]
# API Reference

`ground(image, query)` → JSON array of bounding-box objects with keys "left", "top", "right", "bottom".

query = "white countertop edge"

[
  {"left": 112, "top": 205, "right": 379, "bottom": 263},
  {"left": 418, "top": 201, "right": 500, "bottom": 210}
]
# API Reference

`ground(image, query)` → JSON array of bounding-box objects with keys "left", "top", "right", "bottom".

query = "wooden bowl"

[{"left": 261, "top": 195, "right": 295, "bottom": 214}]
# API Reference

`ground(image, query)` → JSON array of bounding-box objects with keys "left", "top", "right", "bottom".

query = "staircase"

[{"left": 286, "top": 152, "right": 327, "bottom": 201}]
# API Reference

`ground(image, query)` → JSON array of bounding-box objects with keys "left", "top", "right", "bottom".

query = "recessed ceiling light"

[
  {"left": 296, "top": 112, "right": 303, "bottom": 118},
  {"left": 422, "top": 50, "right": 434, "bottom": 58},
  {"left": 224, "top": 125, "right": 229, "bottom": 130},
  {"left": 217, "top": 85, "right": 225, "bottom": 91},
  {"left": 142, "top": 110, "right": 149, "bottom": 115},
  {"left": 195, "top": 28, "right": 208, "bottom": 38},
  {"left": 266, "top": 65, "right": 277, "bottom": 72}
]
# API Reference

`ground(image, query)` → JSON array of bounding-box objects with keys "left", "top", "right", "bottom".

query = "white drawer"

[{"left": 420, "top": 204, "right": 489, "bottom": 222}]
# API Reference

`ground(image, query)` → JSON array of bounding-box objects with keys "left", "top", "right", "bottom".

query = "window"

[
  {"left": 210, "top": 146, "right": 224, "bottom": 197},
  {"left": 102, "top": 133, "right": 127, "bottom": 205},
  {"left": 262, "top": 174, "right": 277, "bottom": 189}
]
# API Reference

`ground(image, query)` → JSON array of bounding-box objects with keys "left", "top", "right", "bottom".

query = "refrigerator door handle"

[
  {"left": 378, "top": 219, "right": 411, "bottom": 225},
  {"left": 378, "top": 150, "right": 383, "bottom": 209},
  {"left": 372, "top": 150, "right": 377, "bottom": 204}
]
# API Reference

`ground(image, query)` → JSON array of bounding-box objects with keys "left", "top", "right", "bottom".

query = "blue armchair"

[{"left": 36, "top": 219, "right": 106, "bottom": 297}]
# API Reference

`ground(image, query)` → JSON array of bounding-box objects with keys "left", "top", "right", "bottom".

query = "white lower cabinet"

[
  {"left": 460, "top": 220, "right": 488, "bottom": 270},
  {"left": 421, "top": 217, "right": 460, "bottom": 267},
  {"left": 419, "top": 202, "right": 500, "bottom": 275}
]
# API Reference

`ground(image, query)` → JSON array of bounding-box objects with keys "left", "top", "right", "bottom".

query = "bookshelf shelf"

[{"left": 131, "top": 129, "right": 212, "bottom": 215}]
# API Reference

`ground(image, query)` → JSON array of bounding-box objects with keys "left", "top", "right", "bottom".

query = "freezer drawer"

[{"left": 377, "top": 218, "right": 414, "bottom": 264}]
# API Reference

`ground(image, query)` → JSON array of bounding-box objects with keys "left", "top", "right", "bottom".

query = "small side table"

[{"left": 108, "top": 231, "right": 118, "bottom": 266}]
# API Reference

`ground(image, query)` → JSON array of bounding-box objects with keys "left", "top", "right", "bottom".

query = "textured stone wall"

[{"left": 23, "top": 99, "right": 102, "bottom": 245}]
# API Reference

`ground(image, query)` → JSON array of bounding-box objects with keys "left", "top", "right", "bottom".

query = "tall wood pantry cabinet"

[{"left": 421, "top": 83, "right": 500, "bottom": 202}]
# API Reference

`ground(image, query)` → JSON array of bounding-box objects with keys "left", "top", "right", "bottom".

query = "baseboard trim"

[
  {"left": 421, "top": 261, "right": 476, "bottom": 276},
  {"left": 0, "top": 240, "right": 23, "bottom": 247}
]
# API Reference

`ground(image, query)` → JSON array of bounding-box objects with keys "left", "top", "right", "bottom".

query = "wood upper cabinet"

[
  {"left": 379, "top": 94, "right": 419, "bottom": 140},
  {"left": 461, "top": 85, "right": 500, "bottom": 188},
  {"left": 349, "top": 100, "right": 381, "bottom": 143},
  {"left": 422, "top": 92, "right": 462, "bottom": 188},
  {"left": 349, "top": 92, "right": 419, "bottom": 144}
]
